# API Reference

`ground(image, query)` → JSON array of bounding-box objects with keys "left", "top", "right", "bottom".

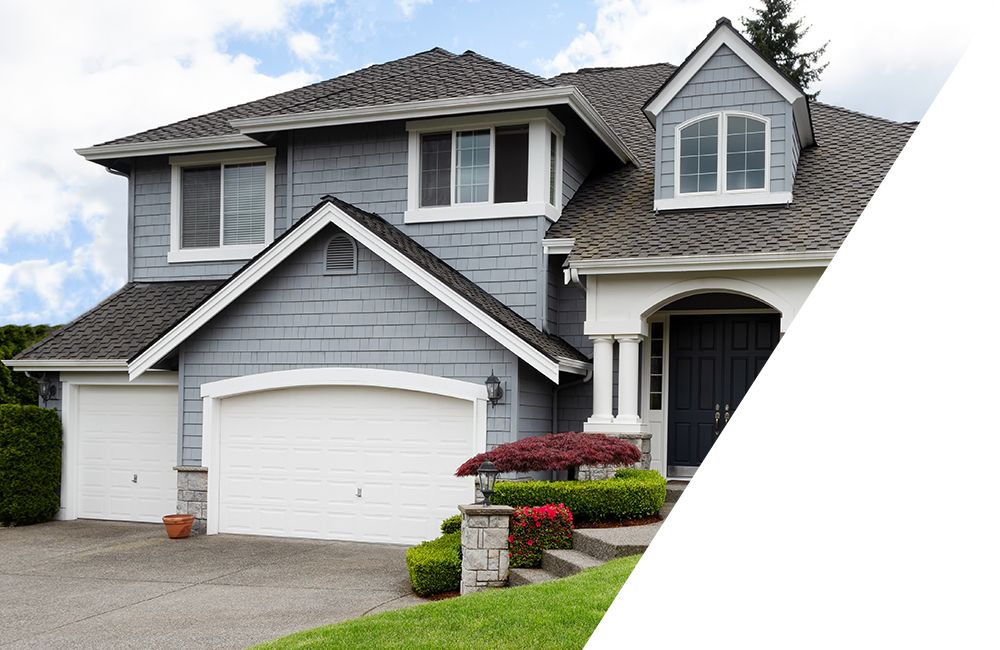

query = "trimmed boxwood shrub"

[
  {"left": 439, "top": 514, "right": 461, "bottom": 535},
  {"left": 492, "top": 469, "right": 666, "bottom": 524},
  {"left": 0, "top": 405, "right": 62, "bottom": 525},
  {"left": 509, "top": 503, "right": 574, "bottom": 568},
  {"left": 405, "top": 532, "right": 461, "bottom": 596}
]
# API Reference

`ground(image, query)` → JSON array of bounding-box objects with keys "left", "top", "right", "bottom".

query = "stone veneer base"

[{"left": 174, "top": 466, "right": 208, "bottom": 534}]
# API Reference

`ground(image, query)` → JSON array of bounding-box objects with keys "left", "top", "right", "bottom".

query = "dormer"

[{"left": 645, "top": 18, "right": 815, "bottom": 211}]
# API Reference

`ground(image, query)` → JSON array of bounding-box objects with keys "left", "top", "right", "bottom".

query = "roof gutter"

[
  {"left": 2, "top": 359, "right": 129, "bottom": 372},
  {"left": 76, "top": 134, "right": 266, "bottom": 162},
  {"left": 229, "top": 87, "right": 640, "bottom": 167},
  {"left": 570, "top": 250, "right": 836, "bottom": 275}
]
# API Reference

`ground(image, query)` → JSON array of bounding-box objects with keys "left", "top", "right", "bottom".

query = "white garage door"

[
  {"left": 76, "top": 384, "right": 178, "bottom": 522},
  {"left": 217, "top": 385, "right": 475, "bottom": 545}
]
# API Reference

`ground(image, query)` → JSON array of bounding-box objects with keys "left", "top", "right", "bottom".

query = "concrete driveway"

[{"left": 0, "top": 520, "right": 426, "bottom": 649}]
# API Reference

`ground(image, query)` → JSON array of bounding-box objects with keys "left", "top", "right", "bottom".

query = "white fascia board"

[
  {"left": 543, "top": 238, "right": 575, "bottom": 256},
  {"left": 653, "top": 191, "right": 793, "bottom": 211},
  {"left": 643, "top": 24, "right": 814, "bottom": 147},
  {"left": 76, "top": 135, "right": 264, "bottom": 162},
  {"left": 128, "top": 201, "right": 564, "bottom": 383},
  {"left": 570, "top": 250, "right": 835, "bottom": 275},
  {"left": 2, "top": 359, "right": 129, "bottom": 372},
  {"left": 557, "top": 358, "right": 592, "bottom": 375},
  {"left": 230, "top": 87, "right": 639, "bottom": 167}
]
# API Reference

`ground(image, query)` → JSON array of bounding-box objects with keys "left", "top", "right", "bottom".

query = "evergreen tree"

[
  {"left": 741, "top": 0, "right": 828, "bottom": 99},
  {"left": 0, "top": 324, "right": 57, "bottom": 405}
]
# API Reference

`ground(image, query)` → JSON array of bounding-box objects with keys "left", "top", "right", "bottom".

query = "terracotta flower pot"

[{"left": 162, "top": 514, "right": 195, "bottom": 539}]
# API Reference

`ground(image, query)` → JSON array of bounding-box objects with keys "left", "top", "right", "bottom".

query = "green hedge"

[
  {"left": 0, "top": 405, "right": 62, "bottom": 525},
  {"left": 405, "top": 532, "right": 461, "bottom": 596},
  {"left": 439, "top": 514, "right": 461, "bottom": 535},
  {"left": 492, "top": 469, "right": 666, "bottom": 523}
]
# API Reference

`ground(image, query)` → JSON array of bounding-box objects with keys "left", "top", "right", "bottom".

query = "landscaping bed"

[{"left": 255, "top": 555, "right": 641, "bottom": 650}]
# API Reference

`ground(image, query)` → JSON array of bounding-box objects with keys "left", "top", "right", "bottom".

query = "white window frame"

[
  {"left": 405, "top": 109, "right": 564, "bottom": 224},
  {"left": 168, "top": 148, "right": 276, "bottom": 264},
  {"left": 658, "top": 111, "right": 790, "bottom": 211}
]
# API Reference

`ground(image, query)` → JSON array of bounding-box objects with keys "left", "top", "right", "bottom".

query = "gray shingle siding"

[
  {"left": 178, "top": 227, "right": 518, "bottom": 464},
  {"left": 655, "top": 44, "right": 793, "bottom": 200},
  {"left": 562, "top": 119, "right": 596, "bottom": 208},
  {"left": 517, "top": 361, "right": 553, "bottom": 439}
]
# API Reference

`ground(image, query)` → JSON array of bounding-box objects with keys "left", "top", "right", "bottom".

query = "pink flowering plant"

[{"left": 508, "top": 503, "right": 574, "bottom": 568}]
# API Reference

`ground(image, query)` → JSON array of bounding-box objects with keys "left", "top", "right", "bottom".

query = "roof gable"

[
  {"left": 128, "top": 197, "right": 588, "bottom": 383},
  {"left": 643, "top": 17, "right": 814, "bottom": 147}
]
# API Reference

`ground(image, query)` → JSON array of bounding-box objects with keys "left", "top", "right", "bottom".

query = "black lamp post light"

[
  {"left": 485, "top": 370, "right": 504, "bottom": 407},
  {"left": 477, "top": 459, "right": 500, "bottom": 506}
]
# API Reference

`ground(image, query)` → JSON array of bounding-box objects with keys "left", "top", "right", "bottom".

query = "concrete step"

[
  {"left": 541, "top": 548, "right": 604, "bottom": 578},
  {"left": 664, "top": 479, "right": 690, "bottom": 503},
  {"left": 572, "top": 521, "right": 663, "bottom": 562},
  {"left": 508, "top": 567, "right": 558, "bottom": 587},
  {"left": 659, "top": 501, "right": 675, "bottom": 519}
]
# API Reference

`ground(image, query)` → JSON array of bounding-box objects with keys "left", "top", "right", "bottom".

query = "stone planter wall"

[
  {"left": 578, "top": 432, "right": 652, "bottom": 480},
  {"left": 458, "top": 504, "right": 513, "bottom": 594}
]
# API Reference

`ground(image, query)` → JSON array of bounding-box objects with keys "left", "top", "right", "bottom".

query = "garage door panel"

[
  {"left": 217, "top": 383, "right": 478, "bottom": 544},
  {"left": 76, "top": 385, "right": 177, "bottom": 523}
]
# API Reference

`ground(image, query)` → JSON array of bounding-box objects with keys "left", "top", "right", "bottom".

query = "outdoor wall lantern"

[
  {"left": 485, "top": 370, "right": 503, "bottom": 407},
  {"left": 477, "top": 459, "right": 500, "bottom": 506}
]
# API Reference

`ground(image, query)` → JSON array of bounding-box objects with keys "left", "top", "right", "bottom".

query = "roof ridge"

[
  {"left": 553, "top": 60, "right": 677, "bottom": 77},
  {"left": 813, "top": 101, "right": 917, "bottom": 128},
  {"left": 255, "top": 47, "right": 471, "bottom": 117},
  {"left": 458, "top": 50, "right": 557, "bottom": 88},
  {"left": 94, "top": 48, "right": 457, "bottom": 147}
]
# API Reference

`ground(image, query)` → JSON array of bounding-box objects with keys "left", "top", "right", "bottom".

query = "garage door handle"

[
  {"left": 131, "top": 474, "right": 137, "bottom": 483},
  {"left": 356, "top": 488, "right": 362, "bottom": 498}
]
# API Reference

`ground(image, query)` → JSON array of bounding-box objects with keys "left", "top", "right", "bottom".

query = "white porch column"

[
  {"left": 614, "top": 335, "right": 642, "bottom": 425},
  {"left": 586, "top": 335, "right": 615, "bottom": 425}
]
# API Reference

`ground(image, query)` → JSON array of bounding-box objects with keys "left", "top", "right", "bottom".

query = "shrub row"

[
  {"left": 509, "top": 503, "right": 573, "bottom": 568},
  {"left": 492, "top": 469, "right": 666, "bottom": 523},
  {"left": 0, "top": 405, "right": 62, "bottom": 525},
  {"left": 405, "top": 531, "right": 461, "bottom": 596},
  {"left": 439, "top": 514, "right": 461, "bottom": 535}
]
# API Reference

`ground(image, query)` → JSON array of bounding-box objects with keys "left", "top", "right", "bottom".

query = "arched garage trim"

[{"left": 200, "top": 368, "right": 488, "bottom": 537}]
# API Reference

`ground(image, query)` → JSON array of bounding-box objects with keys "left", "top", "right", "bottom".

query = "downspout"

[{"left": 551, "top": 368, "right": 593, "bottom": 480}]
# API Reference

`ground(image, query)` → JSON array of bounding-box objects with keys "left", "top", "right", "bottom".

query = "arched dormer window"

[
  {"left": 676, "top": 111, "right": 769, "bottom": 196},
  {"left": 325, "top": 231, "right": 357, "bottom": 274}
]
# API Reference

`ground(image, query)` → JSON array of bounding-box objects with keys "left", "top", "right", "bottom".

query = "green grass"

[{"left": 254, "top": 555, "right": 640, "bottom": 650}]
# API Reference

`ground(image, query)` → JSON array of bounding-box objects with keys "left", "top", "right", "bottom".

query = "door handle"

[
  {"left": 724, "top": 403, "right": 731, "bottom": 425},
  {"left": 131, "top": 474, "right": 137, "bottom": 484},
  {"left": 714, "top": 403, "right": 721, "bottom": 435}
]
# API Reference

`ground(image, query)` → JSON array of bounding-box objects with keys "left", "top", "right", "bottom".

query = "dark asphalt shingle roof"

[
  {"left": 97, "top": 49, "right": 554, "bottom": 147},
  {"left": 326, "top": 196, "right": 587, "bottom": 364},
  {"left": 15, "top": 281, "right": 222, "bottom": 361},
  {"left": 546, "top": 64, "right": 916, "bottom": 260}
]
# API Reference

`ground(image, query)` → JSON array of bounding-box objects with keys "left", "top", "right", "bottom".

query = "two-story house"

[{"left": 5, "top": 18, "right": 913, "bottom": 543}]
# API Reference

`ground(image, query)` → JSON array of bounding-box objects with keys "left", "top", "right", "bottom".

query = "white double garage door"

[{"left": 69, "top": 370, "right": 483, "bottom": 545}]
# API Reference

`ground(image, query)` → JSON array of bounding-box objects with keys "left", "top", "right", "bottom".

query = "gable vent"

[{"left": 325, "top": 232, "right": 357, "bottom": 274}]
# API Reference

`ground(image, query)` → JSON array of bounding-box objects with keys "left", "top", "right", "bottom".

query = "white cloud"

[
  {"left": 542, "top": 0, "right": 977, "bottom": 121},
  {"left": 288, "top": 30, "right": 324, "bottom": 62},
  {"left": 396, "top": 0, "right": 432, "bottom": 19},
  {"left": 0, "top": 1, "right": 330, "bottom": 323}
]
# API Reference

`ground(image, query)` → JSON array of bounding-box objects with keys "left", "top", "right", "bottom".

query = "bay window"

[{"left": 406, "top": 110, "right": 564, "bottom": 223}]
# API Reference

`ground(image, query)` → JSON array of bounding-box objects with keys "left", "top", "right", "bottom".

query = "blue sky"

[{"left": 0, "top": 0, "right": 976, "bottom": 325}]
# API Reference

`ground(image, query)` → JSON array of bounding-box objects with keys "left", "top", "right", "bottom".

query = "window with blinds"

[
  {"left": 179, "top": 161, "right": 267, "bottom": 250},
  {"left": 325, "top": 232, "right": 357, "bottom": 274}
]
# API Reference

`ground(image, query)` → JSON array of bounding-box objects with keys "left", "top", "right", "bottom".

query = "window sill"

[
  {"left": 653, "top": 191, "right": 792, "bottom": 212},
  {"left": 167, "top": 245, "right": 267, "bottom": 264},
  {"left": 404, "top": 201, "right": 561, "bottom": 224}
]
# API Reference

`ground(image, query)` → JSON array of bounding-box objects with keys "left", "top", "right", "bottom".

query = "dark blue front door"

[{"left": 666, "top": 314, "right": 779, "bottom": 469}]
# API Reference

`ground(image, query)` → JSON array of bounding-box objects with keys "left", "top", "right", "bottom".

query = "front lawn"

[{"left": 255, "top": 555, "right": 640, "bottom": 650}]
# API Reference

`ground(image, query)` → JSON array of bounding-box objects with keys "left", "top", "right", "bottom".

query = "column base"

[{"left": 583, "top": 421, "right": 649, "bottom": 435}]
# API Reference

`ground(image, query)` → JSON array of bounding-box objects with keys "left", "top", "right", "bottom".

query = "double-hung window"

[
  {"left": 676, "top": 112, "right": 770, "bottom": 197},
  {"left": 406, "top": 110, "right": 563, "bottom": 223},
  {"left": 168, "top": 149, "right": 275, "bottom": 263}
]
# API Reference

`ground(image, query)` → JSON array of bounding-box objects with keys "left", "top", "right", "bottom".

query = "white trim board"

[
  {"left": 3, "top": 359, "right": 129, "bottom": 372},
  {"left": 643, "top": 21, "right": 814, "bottom": 148},
  {"left": 129, "top": 200, "right": 586, "bottom": 383},
  {"left": 571, "top": 251, "right": 835, "bottom": 275},
  {"left": 76, "top": 134, "right": 264, "bottom": 162}
]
